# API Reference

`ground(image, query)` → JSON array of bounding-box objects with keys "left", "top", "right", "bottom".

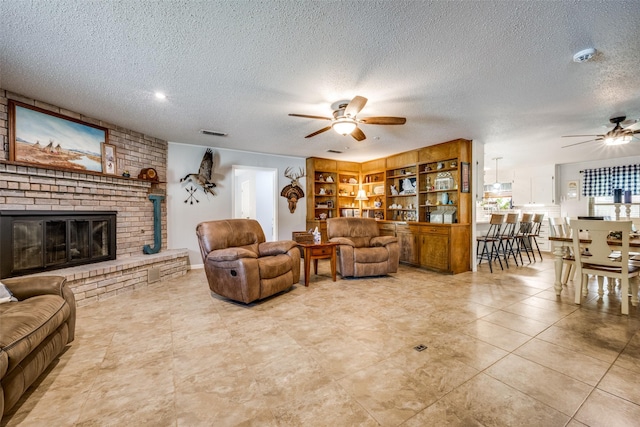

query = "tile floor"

[{"left": 3, "top": 256, "right": 640, "bottom": 426}]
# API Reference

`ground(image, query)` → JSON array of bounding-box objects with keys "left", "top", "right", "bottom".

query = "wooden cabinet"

[
  {"left": 419, "top": 224, "right": 470, "bottom": 274},
  {"left": 511, "top": 165, "right": 556, "bottom": 206},
  {"left": 397, "top": 223, "right": 419, "bottom": 265},
  {"left": 419, "top": 226, "right": 450, "bottom": 271}
]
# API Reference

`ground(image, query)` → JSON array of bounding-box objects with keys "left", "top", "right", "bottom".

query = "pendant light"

[{"left": 492, "top": 157, "right": 502, "bottom": 190}]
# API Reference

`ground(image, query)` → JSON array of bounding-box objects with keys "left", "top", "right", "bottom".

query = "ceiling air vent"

[
  {"left": 326, "top": 149, "right": 343, "bottom": 154},
  {"left": 200, "top": 129, "right": 228, "bottom": 136}
]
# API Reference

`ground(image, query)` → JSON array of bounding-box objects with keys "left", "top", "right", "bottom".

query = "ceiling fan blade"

[
  {"left": 305, "top": 126, "right": 332, "bottom": 138},
  {"left": 360, "top": 116, "right": 407, "bottom": 125},
  {"left": 562, "top": 138, "right": 600, "bottom": 148},
  {"left": 561, "top": 134, "right": 603, "bottom": 138},
  {"left": 289, "top": 113, "right": 332, "bottom": 121},
  {"left": 351, "top": 126, "right": 366, "bottom": 141},
  {"left": 344, "top": 96, "right": 368, "bottom": 117},
  {"left": 625, "top": 121, "right": 640, "bottom": 131}
]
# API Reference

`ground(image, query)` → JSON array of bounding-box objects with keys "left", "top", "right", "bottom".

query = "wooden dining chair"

[
  {"left": 570, "top": 219, "right": 639, "bottom": 315},
  {"left": 549, "top": 217, "right": 575, "bottom": 284}
]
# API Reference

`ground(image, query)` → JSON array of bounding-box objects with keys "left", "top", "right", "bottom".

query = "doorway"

[{"left": 232, "top": 166, "right": 278, "bottom": 241}]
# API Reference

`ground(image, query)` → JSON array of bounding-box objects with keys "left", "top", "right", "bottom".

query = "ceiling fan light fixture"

[
  {"left": 605, "top": 134, "right": 632, "bottom": 146},
  {"left": 332, "top": 118, "right": 357, "bottom": 136}
]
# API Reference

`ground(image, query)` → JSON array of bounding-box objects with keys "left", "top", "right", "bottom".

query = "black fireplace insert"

[{"left": 0, "top": 211, "right": 116, "bottom": 279}]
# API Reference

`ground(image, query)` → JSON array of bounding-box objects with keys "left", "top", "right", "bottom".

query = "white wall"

[
  {"left": 166, "top": 142, "right": 307, "bottom": 266},
  {"left": 557, "top": 155, "right": 640, "bottom": 218}
]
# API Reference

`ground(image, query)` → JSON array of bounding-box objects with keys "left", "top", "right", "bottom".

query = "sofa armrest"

[
  {"left": 208, "top": 247, "right": 258, "bottom": 262},
  {"left": 2, "top": 275, "right": 67, "bottom": 301},
  {"left": 259, "top": 240, "right": 297, "bottom": 257},
  {"left": 329, "top": 237, "right": 356, "bottom": 247},
  {"left": 370, "top": 236, "right": 398, "bottom": 247}
]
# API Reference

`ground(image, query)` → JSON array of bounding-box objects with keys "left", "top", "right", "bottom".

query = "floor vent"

[
  {"left": 414, "top": 344, "right": 427, "bottom": 352},
  {"left": 148, "top": 267, "right": 161, "bottom": 283}
]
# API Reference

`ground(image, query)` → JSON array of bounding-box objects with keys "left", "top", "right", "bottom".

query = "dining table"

[{"left": 549, "top": 233, "right": 640, "bottom": 296}]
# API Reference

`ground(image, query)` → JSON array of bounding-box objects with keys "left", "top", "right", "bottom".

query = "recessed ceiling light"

[
  {"left": 155, "top": 92, "right": 167, "bottom": 100},
  {"left": 573, "top": 48, "right": 596, "bottom": 63}
]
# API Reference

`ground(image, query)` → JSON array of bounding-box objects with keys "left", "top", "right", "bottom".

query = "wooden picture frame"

[
  {"left": 567, "top": 180, "right": 579, "bottom": 200},
  {"left": 9, "top": 100, "right": 108, "bottom": 173},
  {"left": 102, "top": 143, "right": 117, "bottom": 175},
  {"left": 461, "top": 162, "right": 470, "bottom": 193}
]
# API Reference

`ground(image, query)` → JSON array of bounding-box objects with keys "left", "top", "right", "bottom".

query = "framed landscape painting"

[{"left": 9, "top": 100, "right": 108, "bottom": 173}]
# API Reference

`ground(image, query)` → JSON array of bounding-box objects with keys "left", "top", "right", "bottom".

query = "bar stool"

[
  {"left": 515, "top": 213, "right": 534, "bottom": 263},
  {"left": 498, "top": 213, "right": 521, "bottom": 267},
  {"left": 529, "top": 213, "right": 545, "bottom": 261},
  {"left": 477, "top": 213, "right": 505, "bottom": 272}
]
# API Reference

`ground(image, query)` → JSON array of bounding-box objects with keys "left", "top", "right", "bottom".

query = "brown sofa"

[
  {"left": 0, "top": 276, "right": 76, "bottom": 418},
  {"left": 196, "top": 219, "right": 301, "bottom": 303},
  {"left": 327, "top": 217, "right": 400, "bottom": 277}
]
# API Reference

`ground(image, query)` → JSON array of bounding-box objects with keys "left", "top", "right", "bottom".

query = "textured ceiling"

[{"left": 1, "top": 1, "right": 640, "bottom": 172}]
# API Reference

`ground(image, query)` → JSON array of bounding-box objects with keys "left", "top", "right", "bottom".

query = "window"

[{"left": 590, "top": 195, "right": 640, "bottom": 219}]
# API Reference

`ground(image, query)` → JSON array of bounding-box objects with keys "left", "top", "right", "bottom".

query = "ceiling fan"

[
  {"left": 288, "top": 95, "right": 406, "bottom": 141},
  {"left": 562, "top": 116, "right": 640, "bottom": 148}
]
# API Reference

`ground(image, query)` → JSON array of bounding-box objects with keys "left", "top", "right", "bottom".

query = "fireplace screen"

[{"left": 1, "top": 211, "right": 116, "bottom": 279}]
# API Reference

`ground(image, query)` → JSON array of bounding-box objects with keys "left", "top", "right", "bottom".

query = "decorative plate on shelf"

[
  {"left": 348, "top": 178, "right": 358, "bottom": 184},
  {"left": 373, "top": 186, "right": 384, "bottom": 195}
]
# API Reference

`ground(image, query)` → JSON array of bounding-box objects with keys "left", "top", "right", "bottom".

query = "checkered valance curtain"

[
  {"left": 612, "top": 164, "right": 640, "bottom": 194},
  {"left": 582, "top": 164, "right": 640, "bottom": 196}
]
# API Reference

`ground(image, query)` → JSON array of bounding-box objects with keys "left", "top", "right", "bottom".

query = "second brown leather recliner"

[{"left": 327, "top": 217, "right": 399, "bottom": 278}]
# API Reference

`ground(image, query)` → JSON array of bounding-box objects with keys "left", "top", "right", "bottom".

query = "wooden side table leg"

[
  {"left": 331, "top": 247, "right": 337, "bottom": 282},
  {"left": 304, "top": 248, "right": 311, "bottom": 287},
  {"left": 313, "top": 259, "right": 318, "bottom": 275}
]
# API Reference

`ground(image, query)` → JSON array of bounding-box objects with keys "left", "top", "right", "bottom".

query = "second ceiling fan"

[
  {"left": 289, "top": 95, "right": 406, "bottom": 141},
  {"left": 562, "top": 115, "right": 640, "bottom": 148}
]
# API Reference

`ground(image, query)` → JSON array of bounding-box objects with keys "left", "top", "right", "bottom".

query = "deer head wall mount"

[{"left": 280, "top": 167, "right": 305, "bottom": 213}]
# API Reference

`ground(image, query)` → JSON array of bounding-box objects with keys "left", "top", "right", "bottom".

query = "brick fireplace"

[{"left": 0, "top": 89, "right": 189, "bottom": 305}]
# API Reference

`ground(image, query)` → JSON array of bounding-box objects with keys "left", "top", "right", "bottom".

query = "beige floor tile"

[
  {"left": 597, "top": 364, "right": 640, "bottom": 405},
  {"left": 574, "top": 388, "right": 640, "bottom": 427},
  {"left": 615, "top": 332, "right": 640, "bottom": 374},
  {"left": 486, "top": 354, "right": 593, "bottom": 416},
  {"left": 514, "top": 338, "right": 610, "bottom": 386},
  {"left": 501, "top": 301, "right": 570, "bottom": 323},
  {"left": 536, "top": 325, "right": 625, "bottom": 364},
  {"left": 459, "top": 319, "right": 532, "bottom": 351},
  {"left": 404, "top": 373, "right": 570, "bottom": 427},
  {"left": 338, "top": 347, "right": 478, "bottom": 426},
  {"left": 481, "top": 309, "right": 552, "bottom": 335}
]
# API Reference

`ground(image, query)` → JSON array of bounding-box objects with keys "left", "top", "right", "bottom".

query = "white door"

[{"left": 232, "top": 166, "right": 277, "bottom": 241}]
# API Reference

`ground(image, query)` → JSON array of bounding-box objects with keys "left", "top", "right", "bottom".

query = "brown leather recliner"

[
  {"left": 196, "top": 219, "right": 301, "bottom": 303},
  {"left": 327, "top": 217, "right": 399, "bottom": 278}
]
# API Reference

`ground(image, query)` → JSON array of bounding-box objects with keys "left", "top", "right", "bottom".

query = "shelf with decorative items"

[
  {"left": 418, "top": 158, "right": 460, "bottom": 223},
  {"left": 357, "top": 170, "right": 384, "bottom": 220},
  {"left": 386, "top": 165, "right": 418, "bottom": 221},
  {"left": 337, "top": 172, "right": 360, "bottom": 217},
  {"left": 312, "top": 171, "right": 337, "bottom": 220}
]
